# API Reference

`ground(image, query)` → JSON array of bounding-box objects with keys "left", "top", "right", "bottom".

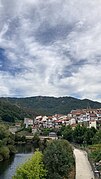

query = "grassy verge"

[{"left": 87, "top": 144, "right": 101, "bottom": 178}]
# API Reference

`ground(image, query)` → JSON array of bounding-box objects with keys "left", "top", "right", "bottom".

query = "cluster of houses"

[{"left": 24, "top": 108, "right": 101, "bottom": 132}]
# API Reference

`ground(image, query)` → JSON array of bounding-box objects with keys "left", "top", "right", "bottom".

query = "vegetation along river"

[{"left": 0, "top": 144, "right": 34, "bottom": 179}]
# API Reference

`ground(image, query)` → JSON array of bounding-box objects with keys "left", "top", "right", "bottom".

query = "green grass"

[{"left": 88, "top": 144, "right": 101, "bottom": 162}]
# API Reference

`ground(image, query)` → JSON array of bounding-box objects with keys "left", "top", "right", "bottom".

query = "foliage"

[
  {"left": 32, "top": 133, "right": 40, "bottom": 148},
  {"left": 15, "top": 134, "right": 26, "bottom": 143},
  {"left": 42, "top": 128, "right": 50, "bottom": 136},
  {"left": 92, "top": 129, "right": 101, "bottom": 144},
  {"left": 8, "top": 145, "right": 17, "bottom": 155},
  {"left": 41, "top": 128, "right": 55, "bottom": 136},
  {"left": 43, "top": 139, "right": 74, "bottom": 179},
  {"left": 90, "top": 151, "right": 101, "bottom": 162},
  {"left": 1, "top": 114, "right": 15, "bottom": 123},
  {"left": 13, "top": 150, "right": 47, "bottom": 179},
  {"left": 57, "top": 125, "right": 66, "bottom": 136},
  {"left": 58, "top": 125, "right": 97, "bottom": 145},
  {"left": 26, "top": 126, "right": 32, "bottom": 133},
  {"left": 33, "top": 133, "right": 40, "bottom": 143},
  {"left": 0, "top": 96, "right": 101, "bottom": 118},
  {"left": 7, "top": 133, "right": 15, "bottom": 145},
  {"left": 0, "top": 146, "right": 10, "bottom": 159},
  {"left": 0, "top": 124, "right": 16, "bottom": 160},
  {"left": 62, "top": 125, "right": 73, "bottom": 142},
  {"left": 0, "top": 124, "right": 10, "bottom": 140},
  {"left": 84, "top": 127, "right": 97, "bottom": 145},
  {"left": 0, "top": 98, "right": 35, "bottom": 122},
  {"left": 39, "top": 139, "right": 47, "bottom": 152},
  {"left": 73, "top": 125, "right": 87, "bottom": 144},
  {"left": 88, "top": 144, "right": 101, "bottom": 162}
]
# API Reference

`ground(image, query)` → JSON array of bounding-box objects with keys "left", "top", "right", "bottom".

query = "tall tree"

[
  {"left": 73, "top": 125, "right": 87, "bottom": 144},
  {"left": 43, "top": 139, "right": 74, "bottom": 179},
  {"left": 62, "top": 125, "right": 73, "bottom": 142},
  {"left": 84, "top": 127, "right": 97, "bottom": 145}
]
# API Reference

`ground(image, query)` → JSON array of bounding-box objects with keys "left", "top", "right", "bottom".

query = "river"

[{"left": 0, "top": 144, "right": 34, "bottom": 179}]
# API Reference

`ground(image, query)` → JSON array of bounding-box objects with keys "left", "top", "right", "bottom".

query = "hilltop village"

[{"left": 23, "top": 108, "right": 101, "bottom": 133}]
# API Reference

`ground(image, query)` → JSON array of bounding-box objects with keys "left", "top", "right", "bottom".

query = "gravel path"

[{"left": 74, "top": 148, "right": 95, "bottom": 179}]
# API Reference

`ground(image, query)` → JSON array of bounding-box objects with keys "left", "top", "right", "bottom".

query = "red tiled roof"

[
  {"left": 55, "top": 120, "right": 62, "bottom": 123},
  {"left": 90, "top": 113, "right": 97, "bottom": 117}
]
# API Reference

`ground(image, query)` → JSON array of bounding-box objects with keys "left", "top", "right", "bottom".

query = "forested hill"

[
  {"left": 0, "top": 98, "right": 36, "bottom": 122},
  {"left": 0, "top": 96, "right": 101, "bottom": 121}
]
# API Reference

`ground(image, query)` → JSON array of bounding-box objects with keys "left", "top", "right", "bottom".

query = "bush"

[
  {"left": 15, "top": 134, "right": 26, "bottom": 142},
  {"left": 92, "top": 129, "right": 101, "bottom": 144},
  {"left": 0, "top": 146, "right": 10, "bottom": 160},
  {"left": 8, "top": 145, "right": 17, "bottom": 155}
]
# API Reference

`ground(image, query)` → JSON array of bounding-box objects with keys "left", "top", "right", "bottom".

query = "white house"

[{"left": 24, "top": 118, "right": 33, "bottom": 128}]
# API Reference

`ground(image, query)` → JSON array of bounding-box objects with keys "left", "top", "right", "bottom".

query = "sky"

[{"left": 0, "top": 0, "right": 101, "bottom": 101}]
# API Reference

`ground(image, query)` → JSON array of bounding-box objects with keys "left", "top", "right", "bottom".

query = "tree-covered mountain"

[
  {"left": 0, "top": 98, "right": 36, "bottom": 122},
  {"left": 0, "top": 96, "right": 101, "bottom": 122}
]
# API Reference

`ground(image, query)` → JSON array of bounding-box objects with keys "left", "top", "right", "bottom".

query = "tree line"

[{"left": 58, "top": 125, "right": 101, "bottom": 145}]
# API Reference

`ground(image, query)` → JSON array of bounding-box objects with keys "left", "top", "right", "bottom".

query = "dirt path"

[{"left": 74, "top": 148, "right": 95, "bottom": 179}]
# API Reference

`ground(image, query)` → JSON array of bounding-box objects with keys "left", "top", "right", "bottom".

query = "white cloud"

[{"left": 0, "top": 0, "right": 101, "bottom": 101}]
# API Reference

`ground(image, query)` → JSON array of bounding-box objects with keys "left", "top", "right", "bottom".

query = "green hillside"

[
  {"left": 0, "top": 96, "right": 101, "bottom": 122},
  {"left": 0, "top": 98, "right": 35, "bottom": 122},
  {"left": 3, "top": 96, "right": 101, "bottom": 115}
]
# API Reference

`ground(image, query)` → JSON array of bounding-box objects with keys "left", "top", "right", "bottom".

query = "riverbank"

[{"left": 0, "top": 144, "right": 34, "bottom": 179}]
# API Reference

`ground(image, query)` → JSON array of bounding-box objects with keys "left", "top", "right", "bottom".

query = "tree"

[
  {"left": 0, "top": 146, "right": 10, "bottom": 159},
  {"left": 1, "top": 114, "right": 15, "bottom": 122},
  {"left": 84, "top": 127, "right": 97, "bottom": 145},
  {"left": 92, "top": 129, "right": 101, "bottom": 144},
  {"left": 62, "top": 125, "right": 73, "bottom": 142},
  {"left": 57, "top": 125, "right": 66, "bottom": 136},
  {"left": 13, "top": 150, "right": 47, "bottom": 179},
  {"left": 0, "top": 124, "right": 10, "bottom": 140},
  {"left": 43, "top": 139, "right": 74, "bottom": 179},
  {"left": 73, "top": 125, "right": 87, "bottom": 144},
  {"left": 0, "top": 124, "right": 16, "bottom": 161}
]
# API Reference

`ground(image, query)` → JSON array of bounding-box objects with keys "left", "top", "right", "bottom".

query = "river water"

[{"left": 0, "top": 144, "right": 34, "bottom": 179}]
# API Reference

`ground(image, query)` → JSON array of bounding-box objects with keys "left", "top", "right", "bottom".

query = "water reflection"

[
  {"left": 16, "top": 144, "right": 34, "bottom": 153},
  {"left": 0, "top": 144, "right": 34, "bottom": 179},
  {"left": 0, "top": 156, "right": 15, "bottom": 177}
]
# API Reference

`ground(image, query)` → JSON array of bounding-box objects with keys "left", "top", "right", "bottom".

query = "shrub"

[
  {"left": 0, "top": 146, "right": 10, "bottom": 160},
  {"left": 8, "top": 145, "right": 17, "bottom": 155}
]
